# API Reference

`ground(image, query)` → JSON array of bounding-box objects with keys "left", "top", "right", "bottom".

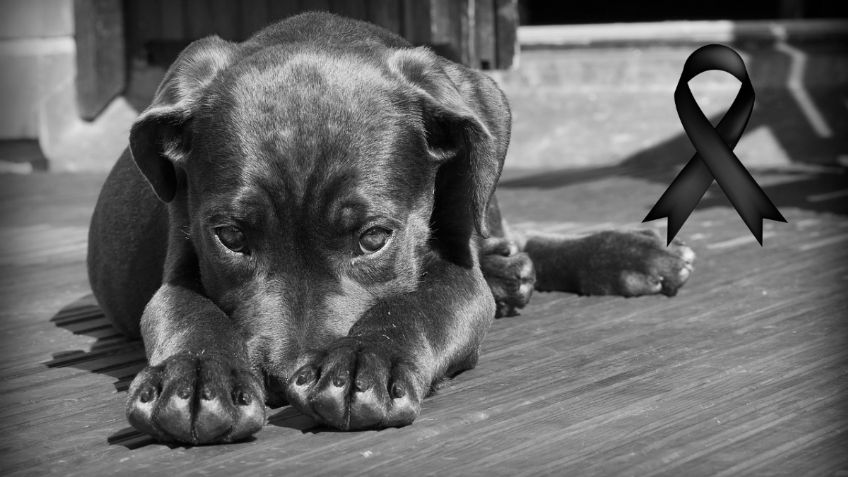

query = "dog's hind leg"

[
  {"left": 479, "top": 196, "right": 696, "bottom": 313},
  {"left": 88, "top": 150, "right": 169, "bottom": 338},
  {"left": 517, "top": 228, "right": 696, "bottom": 298}
]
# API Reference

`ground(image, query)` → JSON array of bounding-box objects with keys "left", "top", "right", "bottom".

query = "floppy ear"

[
  {"left": 387, "top": 48, "right": 506, "bottom": 248},
  {"left": 130, "top": 36, "right": 238, "bottom": 202}
]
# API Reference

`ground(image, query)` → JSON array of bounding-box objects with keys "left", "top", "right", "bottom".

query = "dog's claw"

[
  {"left": 390, "top": 382, "right": 406, "bottom": 399},
  {"left": 294, "top": 367, "right": 317, "bottom": 387},
  {"left": 234, "top": 389, "right": 251, "bottom": 405},
  {"left": 138, "top": 386, "right": 155, "bottom": 403},
  {"left": 126, "top": 354, "right": 266, "bottom": 444}
]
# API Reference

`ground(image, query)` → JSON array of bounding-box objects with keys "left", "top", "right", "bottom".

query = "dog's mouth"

[{"left": 263, "top": 371, "right": 289, "bottom": 408}]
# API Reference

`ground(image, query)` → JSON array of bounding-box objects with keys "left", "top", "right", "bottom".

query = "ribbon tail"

[
  {"left": 643, "top": 155, "right": 714, "bottom": 245},
  {"left": 726, "top": 172, "right": 788, "bottom": 245}
]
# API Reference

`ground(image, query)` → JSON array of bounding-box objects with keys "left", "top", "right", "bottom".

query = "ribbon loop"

[{"left": 644, "top": 44, "right": 786, "bottom": 245}]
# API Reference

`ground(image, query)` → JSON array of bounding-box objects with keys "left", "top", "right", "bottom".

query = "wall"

[{"left": 0, "top": 0, "right": 76, "bottom": 140}]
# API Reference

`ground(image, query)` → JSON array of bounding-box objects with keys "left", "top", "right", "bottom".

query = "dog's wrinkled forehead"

[{"left": 190, "top": 49, "right": 429, "bottom": 206}]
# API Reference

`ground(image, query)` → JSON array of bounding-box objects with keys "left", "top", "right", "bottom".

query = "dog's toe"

[
  {"left": 620, "top": 271, "right": 663, "bottom": 296},
  {"left": 194, "top": 393, "right": 231, "bottom": 441},
  {"left": 480, "top": 238, "right": 536, "bottom": 317},
  {"left": 126, "top": 372, "right": 162, "bottom": 438},
  {"left": 655, "top": 243, "right": 695, "bottom": 296},
  {"left": 126, "top": 354, "right": 265, "bottom": 444},
  {"left": 155, "top": 387, "right": 194, "bottom": 442},
  {"left": 674, "top": 243, "right": 696, "bottom": 266},
  {"left": 286, "top": 338, "right": 422, "bottom": 430}
]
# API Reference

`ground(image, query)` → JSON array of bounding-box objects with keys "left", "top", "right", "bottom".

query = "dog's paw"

[
  {"left": 126, "top": 354, "right": 265, "bottom": 444},
  {"left": 577, "top": 230, "right": 695, "bottom": 297},
  {"left": 480, "top": 237, "right": 536, "bottom": 317},
  {"left": 286, "top": 337, "right": 424, "bottom": 430}
]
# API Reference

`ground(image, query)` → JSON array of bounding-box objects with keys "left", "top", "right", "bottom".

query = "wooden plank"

[
  {"left": 268, "top": 0, "right": 302, "bottom": 21},
  {"left": 402, "top": 0, "right": 431, "bottom": 45},
  {"left": 429, "top": 0, "right": 465, "bottom": 63},
  {"left": 494, "top": 0, "right": 517, "bottom": 69},
  {"left": 210, "top": 0, "right": 241, "bottom": 40},
  {"left": 475, "top": 0, "right": 497, "bottom": 69},
  {"left": 186, "top": 0, "right": 216, "bottom": 38},
  {"left": 329, "top": 0, "right": 368, "bottom": 20},
  {"left": 74, "top": 0, "right": 126, "bottom": 120},
  {"left": 159, "top": 0, "right": 186, "bottom": 40},
  {"left": 240, "top": 0, "right": 270, "bottom": 37},
  {"left": 125, "top": 0, "right": 162, "bottom": 59},
  {"left": 297, "top": 0, "right": 330, "bottom": 14},
  {"left": 367, "top": 0, "right": 402, "bottom": 34},
  {"left": 461, "top": 0, "right": 476, "bottom": 66},
  {"left": 424, "top": 0, "right": 477, "bottom": 66}
]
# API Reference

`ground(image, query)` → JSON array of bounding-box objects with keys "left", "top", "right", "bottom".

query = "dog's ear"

[
  {"left": 130, "top": 36, "right": 237, "bottom": 202},
  {"left": 388, "top": 48, "right": 505, "bottom": 244}
]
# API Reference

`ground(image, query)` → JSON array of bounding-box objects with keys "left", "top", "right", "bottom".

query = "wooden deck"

[{"left": 1, "top": 161, "right": 846, "bottom": 475}]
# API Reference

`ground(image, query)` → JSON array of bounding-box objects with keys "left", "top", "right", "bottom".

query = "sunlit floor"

[{"left": 0, "top": 150, "right": 845, "bottom": 474}]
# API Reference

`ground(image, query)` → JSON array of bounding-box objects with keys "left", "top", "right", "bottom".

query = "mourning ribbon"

[{"left": 643, "top": 44, "right": 786, "bottom": 245}]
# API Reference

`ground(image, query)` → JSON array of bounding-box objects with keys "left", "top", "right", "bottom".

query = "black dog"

[{"left": 87, "top": 12, "right": 694, "bottom": 444}]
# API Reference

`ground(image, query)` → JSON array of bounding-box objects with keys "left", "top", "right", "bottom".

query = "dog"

[{"left": 87, "top": 12, "right": 694, "bottom": 444}]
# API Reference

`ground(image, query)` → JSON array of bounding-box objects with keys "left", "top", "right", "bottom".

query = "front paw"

[
  {"left": 126, "top": 354, "right": 266, "bottom": 444},
  {"left": 286, "top": 337, "right": 424, "bottom": 430},
  {"left": 480, "top": 237, "right": 536, "bottom": 317},
  {"left": 579, "top": 230, "right": 695, "bottom": 297}
]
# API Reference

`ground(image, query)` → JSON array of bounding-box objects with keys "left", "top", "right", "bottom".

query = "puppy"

[{"left": 87, "top": 12, "right": 694, "bottom": 444}]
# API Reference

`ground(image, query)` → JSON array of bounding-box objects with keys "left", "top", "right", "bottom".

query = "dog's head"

[{"left": 129, "top": 37, "right": 504, "bottom": 390}]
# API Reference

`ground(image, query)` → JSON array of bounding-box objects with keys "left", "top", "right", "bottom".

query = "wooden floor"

[{"left": 0, "top": 161, "right": 846, "bottom": 475}]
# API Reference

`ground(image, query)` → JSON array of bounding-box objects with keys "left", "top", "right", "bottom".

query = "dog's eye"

[
  {"left": 215, "top": 226, "right": 248, "bottom": 253},
  {"left": 359, "top": 227, "right": 391, "bottom": 254}
]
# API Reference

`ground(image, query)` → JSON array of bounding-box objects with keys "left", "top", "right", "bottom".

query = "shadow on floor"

[
  {"left": 44, "top": 295, "right": 156, "bottom": 448},
  {"left": 44, "top": 294, "right": 145, "bottom": 393},
  {"left": 500, "top": 105, "right": 848, "bottom": 220},
  {"left": 44, "top": 294, "right": 323, "bottom": 447},
  {"left": 501, "top": 42, "right": 848, "bottom": 218}
]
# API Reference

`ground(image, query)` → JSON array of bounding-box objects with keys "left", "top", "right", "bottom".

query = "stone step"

[{"left": 492, "top": 21, "right": 848, "bottom": 170}]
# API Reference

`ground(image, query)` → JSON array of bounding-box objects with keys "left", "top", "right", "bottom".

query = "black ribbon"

[{"left": 643, "top": 44, "right": 786, "bottom": 245}]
